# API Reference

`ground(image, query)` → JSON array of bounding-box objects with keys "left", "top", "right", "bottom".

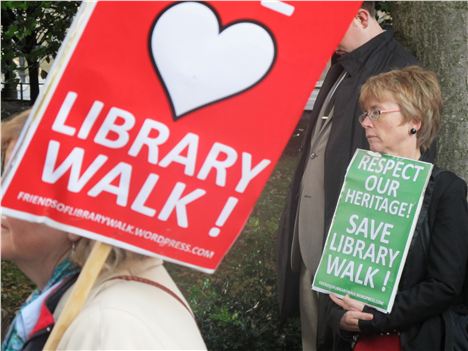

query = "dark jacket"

[
  {"left": 277, "top": 30, "right": 421, "bottom": 321},
  {"left": 324, "top": 169, "right": 468, "bottom": 351}
]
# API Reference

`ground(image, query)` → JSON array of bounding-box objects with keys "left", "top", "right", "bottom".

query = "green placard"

[{"left": 312, "top": 149, "right": 433, "bottom": 313}]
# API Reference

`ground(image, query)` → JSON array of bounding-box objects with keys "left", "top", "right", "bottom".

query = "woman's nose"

[{"left": 360, "top": 115, "right": 373, "bottom": 128}]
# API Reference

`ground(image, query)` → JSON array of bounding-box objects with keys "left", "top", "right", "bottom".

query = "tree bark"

[
  {"left": 391, "top": 2, "right": 468, "bottom": 181},
  {"left": 1, "top": 59, "right": 18, "bottom": 100},
  {"left": 1, "top": 9, "right": 18, "bottom": 101},
  {"left": 27, "top": 60, "right": 40, "bottom": 104}
]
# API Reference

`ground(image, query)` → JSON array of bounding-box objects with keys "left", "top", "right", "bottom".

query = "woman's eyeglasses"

[{"left": 358, "top": 109, "right": 400, "bottom": 123}]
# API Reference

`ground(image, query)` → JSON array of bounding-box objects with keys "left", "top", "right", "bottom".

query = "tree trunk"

[
  {"left": 391, "top": 2, "right": 468, "bottom": 181},
  {"left": 1, "top": 9, "right": 18, "bottom": 101},
  {"left": 27, "top": 60, "right": 40, "bottom": 104},
  {"left": 1, "top": 61, "right": 18, "bottom": 100}
]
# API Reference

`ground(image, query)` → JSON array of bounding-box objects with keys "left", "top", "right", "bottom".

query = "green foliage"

[
  {"left": 167, "top": 153, "right": 302, "bottom": 350},
  {"left": 1, "top": 1, "right": 80, "bottom": 63},
  {"left": 376, "top": 1, "right": 392, "bottom": 14},
  {"left": 375, "top": 1, "right": 393, "bottom": 27},
  {"left": 1, "top": 1, "right": 80, "bottom": 101},
  {"left": 1, "top": 261, "right": 34, "bottom": 338}
]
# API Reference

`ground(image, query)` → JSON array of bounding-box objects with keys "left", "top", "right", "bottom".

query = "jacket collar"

[{"left": 336, "top": 30, "right": 395, "bottom": 76}]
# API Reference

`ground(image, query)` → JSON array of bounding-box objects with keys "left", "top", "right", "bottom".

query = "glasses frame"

[{"left": 358, "top": 109, "right": 400, "bottom": 123}]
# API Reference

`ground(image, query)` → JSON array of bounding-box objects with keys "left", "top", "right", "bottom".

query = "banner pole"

[{"left": 43, "top": 241, "right": 112, "bottom": 350}]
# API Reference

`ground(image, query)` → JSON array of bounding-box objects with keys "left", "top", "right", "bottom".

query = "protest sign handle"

[{"left": 43, "top": 241, "right": 112, "bottom": 350}]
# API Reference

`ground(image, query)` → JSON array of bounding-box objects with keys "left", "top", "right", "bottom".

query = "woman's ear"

[
  {"left": 412, "top": 119, "right": 422, "bottom": 131},
  {"left": 356, "top": 8, "right": 370, "bottom": 29}
]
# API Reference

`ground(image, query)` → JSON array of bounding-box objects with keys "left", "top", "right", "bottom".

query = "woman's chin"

[{"left": 368, "top": 146, "right": 383, "bottom": 153}]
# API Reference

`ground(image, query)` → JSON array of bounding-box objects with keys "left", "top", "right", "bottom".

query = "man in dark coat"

[{"left": 276, "top": 2, "right": 429, "bottom": 350}]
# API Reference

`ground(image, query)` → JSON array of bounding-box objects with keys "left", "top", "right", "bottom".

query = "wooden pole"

[{"left": 43, "top": 241, "right": 112, "bottom": 350}]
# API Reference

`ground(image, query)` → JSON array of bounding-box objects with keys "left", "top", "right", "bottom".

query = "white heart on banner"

[{"left": 149, "top": 2, "right": 276, "bottom": 120}]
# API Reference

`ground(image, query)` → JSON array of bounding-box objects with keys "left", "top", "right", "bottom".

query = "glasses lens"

[
  {"left": 358, "top": 112, "right": 368, "bottom": 123},
  {"left": 369, "top": 110, "right": 381, "bottom": 120}
]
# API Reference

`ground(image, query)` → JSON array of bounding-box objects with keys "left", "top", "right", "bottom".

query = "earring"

[
  {"left": 409, "top": 128, "right": 417, "bottom": 135},
  {"left": 71, "top": 241, "right": 76, "bottom": 253}
]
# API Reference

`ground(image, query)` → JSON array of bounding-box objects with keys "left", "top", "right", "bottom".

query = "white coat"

[{"left": 55, "top": 257, "right": 206, "bottom": 350}]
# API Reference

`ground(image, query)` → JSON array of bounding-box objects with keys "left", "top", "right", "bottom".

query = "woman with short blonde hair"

[
  {"left": 326, "top": 66, "right": 468, "bottom": 351},
  {"left": 359, "top": 65, "right": 442, "bottom": 153}
]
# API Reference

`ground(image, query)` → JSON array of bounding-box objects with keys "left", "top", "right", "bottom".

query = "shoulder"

[
  {"left": 430, "top": 168, "right": 468, "bottom": 219},
  {"left": 57, "top": 260, "right": 206, "bottom": 350},
  {"left": 386, "top": 39, "right": 418, "bottom": 68},
  {"left": 59, "top": 304, "right": 205, "bottom": 350},
  {"left": 367, "top": 31, "right": 418, "bottom": 69},
  {"left": 433, "top": 169, "right": 467, "bottom": 196}
]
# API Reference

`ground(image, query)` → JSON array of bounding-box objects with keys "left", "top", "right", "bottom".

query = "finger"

[
  {"left": 330, "top": 294, "right": 346, "bottom": 308},
  {"left": 343, "top": 295, "right": 366, "bottom": 311},
  {"left": 340, "top": 312, "right": 358, "bottom": 331},
  {"left": 330, "top": 294, "right": 341, "bottom": 303},
  {"left": 341, "top": 313, "right": 360, "bottom": 331},
  {"left": 359, "top": 312, "right": 374, "bottom": 321},
  {"left": 350, "top": 310, "right": 374, "bottom": 321},
  {"left": 342, "top": 294, "right": 358, "bottom": 306},
  {"left": 342, "top": 311, "right": 373, "bottom": 332}
]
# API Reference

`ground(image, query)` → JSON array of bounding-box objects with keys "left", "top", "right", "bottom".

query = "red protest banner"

[{"left": 1, "top": 1, "right": 361, "bottom": 272}]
